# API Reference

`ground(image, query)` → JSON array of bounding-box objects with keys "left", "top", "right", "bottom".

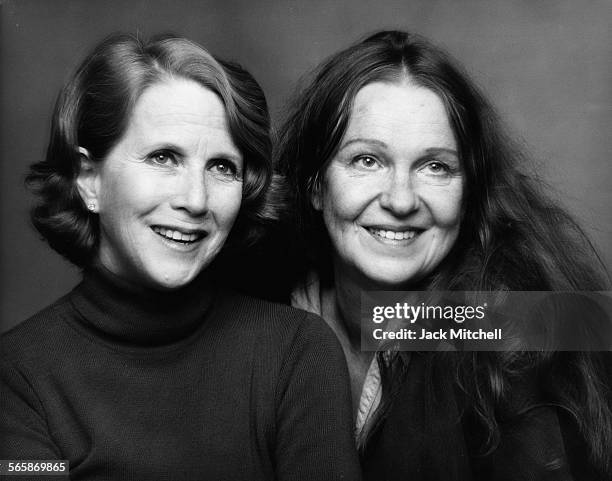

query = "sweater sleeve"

[
  {"left": 274, "top": 313, "right": 361, "bottom": 481},
  {"left": 0, "top": 357, "right": 70, "bottom": 480}
]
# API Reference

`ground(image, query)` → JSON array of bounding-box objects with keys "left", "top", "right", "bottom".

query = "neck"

[
  {"left": 322, "top": 263, "right": 378, "bottom": 416},
  {"left": 323, "top": 261, "right": 382, "bottom": 355},
  {"left": 71, "top": 264, "right": 215, "bottom": 346},
  {"left": 326, "top": 261, "right": 429, "bottom": 350}
]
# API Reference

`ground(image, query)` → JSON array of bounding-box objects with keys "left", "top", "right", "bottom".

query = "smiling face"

[
  {"left": 314, "top": 81, "right": 464, "bottom": 288},
  {"left": 78, "top": 78, "right": 243, "bottom": 290}
]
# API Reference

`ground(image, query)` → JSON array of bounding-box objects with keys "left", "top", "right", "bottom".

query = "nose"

[
  {"left": 170, "top": 168, "right": 208, "bottom": 216},
  {"left": 379, "top": 170, "right": 419, "bottom": 216}
]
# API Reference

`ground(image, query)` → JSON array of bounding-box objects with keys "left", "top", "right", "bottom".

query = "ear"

[{"left": 75, "top": 147, "right": 100, "bottom": 212}]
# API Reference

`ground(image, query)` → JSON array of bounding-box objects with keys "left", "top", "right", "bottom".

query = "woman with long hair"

[{"left": 277, "top": 30, "right": 612, "bottom": 479}]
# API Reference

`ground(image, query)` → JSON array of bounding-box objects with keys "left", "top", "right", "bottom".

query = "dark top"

[
  {"left": 0, "top": 268, "right": 361, "bottom": 480},
  {"left": 361, "top": 352, "right": 609, "bottom": 481}
]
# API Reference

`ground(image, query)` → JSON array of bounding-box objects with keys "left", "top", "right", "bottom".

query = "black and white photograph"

[{"left": 1, "top": 0, "right": 611, "bottom": 479}]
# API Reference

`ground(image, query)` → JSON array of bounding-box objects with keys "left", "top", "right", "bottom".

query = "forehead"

[
  {"left": 345, "top": 81, "right": 456, "bottom": 150},
  {"left": 126, "top": 78, "right": 232, "bottom": 140}
]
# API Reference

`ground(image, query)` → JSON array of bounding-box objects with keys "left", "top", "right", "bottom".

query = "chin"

[
  {"left": 368, "top": 273, "right": 420, "bottom": 289},
  {"left": 353, "top": 264, "right": 418, "bottom": 289},
  {"left": 144, "top": 268, "right": 201, "bottom": 291}
]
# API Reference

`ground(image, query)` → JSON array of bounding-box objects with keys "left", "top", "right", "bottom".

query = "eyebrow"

[
  {"left": 338, "top": 138, "right": 458, "bottom": 157},
  {"left": 425, "top": 147, "right": 459, "bottom": 157},
  {"left": 214, "top": 152, "right": 243, "bottom": 164},
  {"left": 338, "top": 137, "right": 388, "bottom": 150},
  {"left": 142, "top": 143, "right": 243, "bottom": 163}
]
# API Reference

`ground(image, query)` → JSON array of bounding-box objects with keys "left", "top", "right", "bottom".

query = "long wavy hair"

[{"left": 276, "top": 30, "right": 612, "bottom": 472}]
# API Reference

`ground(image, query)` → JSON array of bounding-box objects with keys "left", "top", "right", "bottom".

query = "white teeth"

[
  {"left": 370, "top": 228, "right": 417, "bottom": 240},
  {"left": 152, "top": 226, "right": 201, "bottom": 243}
]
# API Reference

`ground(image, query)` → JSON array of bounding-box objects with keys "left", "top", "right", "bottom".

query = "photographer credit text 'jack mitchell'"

[{"left": 361, "top": 291, "right": 612, "bottom": 352}]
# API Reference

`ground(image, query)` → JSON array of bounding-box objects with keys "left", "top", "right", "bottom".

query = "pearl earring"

[{"left": 87, "top": 203, "right": 96, "bottom": 212}]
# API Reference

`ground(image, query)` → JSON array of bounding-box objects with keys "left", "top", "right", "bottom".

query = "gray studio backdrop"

[{"left": 1, "top": 0, "right": 611, "bottom": 331}]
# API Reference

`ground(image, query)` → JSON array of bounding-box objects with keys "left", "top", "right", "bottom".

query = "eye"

[
  {"left": 147, "top": 150, "right": 178, "bottom": 167},
  {"left": 351, "top": 155, "right": 381, "bottom": 170},
  {"left": 208, "top": 159, "right": 241, "bottom": 179},
  {"left": 422, "top": 160, "right": 451, "bottom": 176}
]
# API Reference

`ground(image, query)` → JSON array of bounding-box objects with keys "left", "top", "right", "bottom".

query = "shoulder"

[
  {"left": 213, "top": 289, "right": 343, "bottom": 354},
  {"left": 1, "top": 293, "right": 75, "bottom": 364},
  {"left": 216, "top": 289, "right": 333, "bottom": 333}
]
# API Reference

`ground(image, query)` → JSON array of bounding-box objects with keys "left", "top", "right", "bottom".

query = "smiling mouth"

[
  {"left": 366, "top": 227, "right": 424, "bottom": 242},
  {"left": 151, "top": 226, "right": 206, "bottom": 245}
]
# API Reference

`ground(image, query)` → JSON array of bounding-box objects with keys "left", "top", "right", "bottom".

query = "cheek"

[
  {"left": 321, "top": 175, "right": 374, "bottom": 223},
  {"left": 210, "top": 184, "right": 243, "bottom": 227},
  {"left": 428, "top": 185, "right": 464, "bottom": 228},
  {"left": 321, "top": 189, "right": 355, "bottom": 241},
  {"left": 100, "top": 168, "right": 160, "bottom": 215}
]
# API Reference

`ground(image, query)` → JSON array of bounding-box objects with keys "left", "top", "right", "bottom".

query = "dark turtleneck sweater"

[{"left": 0, "top": 268, "right": 360, "bottom": 480}]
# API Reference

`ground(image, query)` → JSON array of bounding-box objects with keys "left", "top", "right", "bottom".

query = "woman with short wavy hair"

[
  {"left": 28, "top": 35, "right": 274, "bottom": 265},
  {"left": 0, "top": 33, "right": 360, "bottom": 480},
  {"left": 277, "top": 30, "right": 612, "bottom": 479}
]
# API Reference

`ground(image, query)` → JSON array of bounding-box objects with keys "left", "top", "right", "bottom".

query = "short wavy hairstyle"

[{"left": 27, "top": 33, "right": 274, "bottom": 267}]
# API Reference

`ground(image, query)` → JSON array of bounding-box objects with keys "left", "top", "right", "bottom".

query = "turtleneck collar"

[{"left": 69, "top": 265, "right": 215, "bottom": 346}]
